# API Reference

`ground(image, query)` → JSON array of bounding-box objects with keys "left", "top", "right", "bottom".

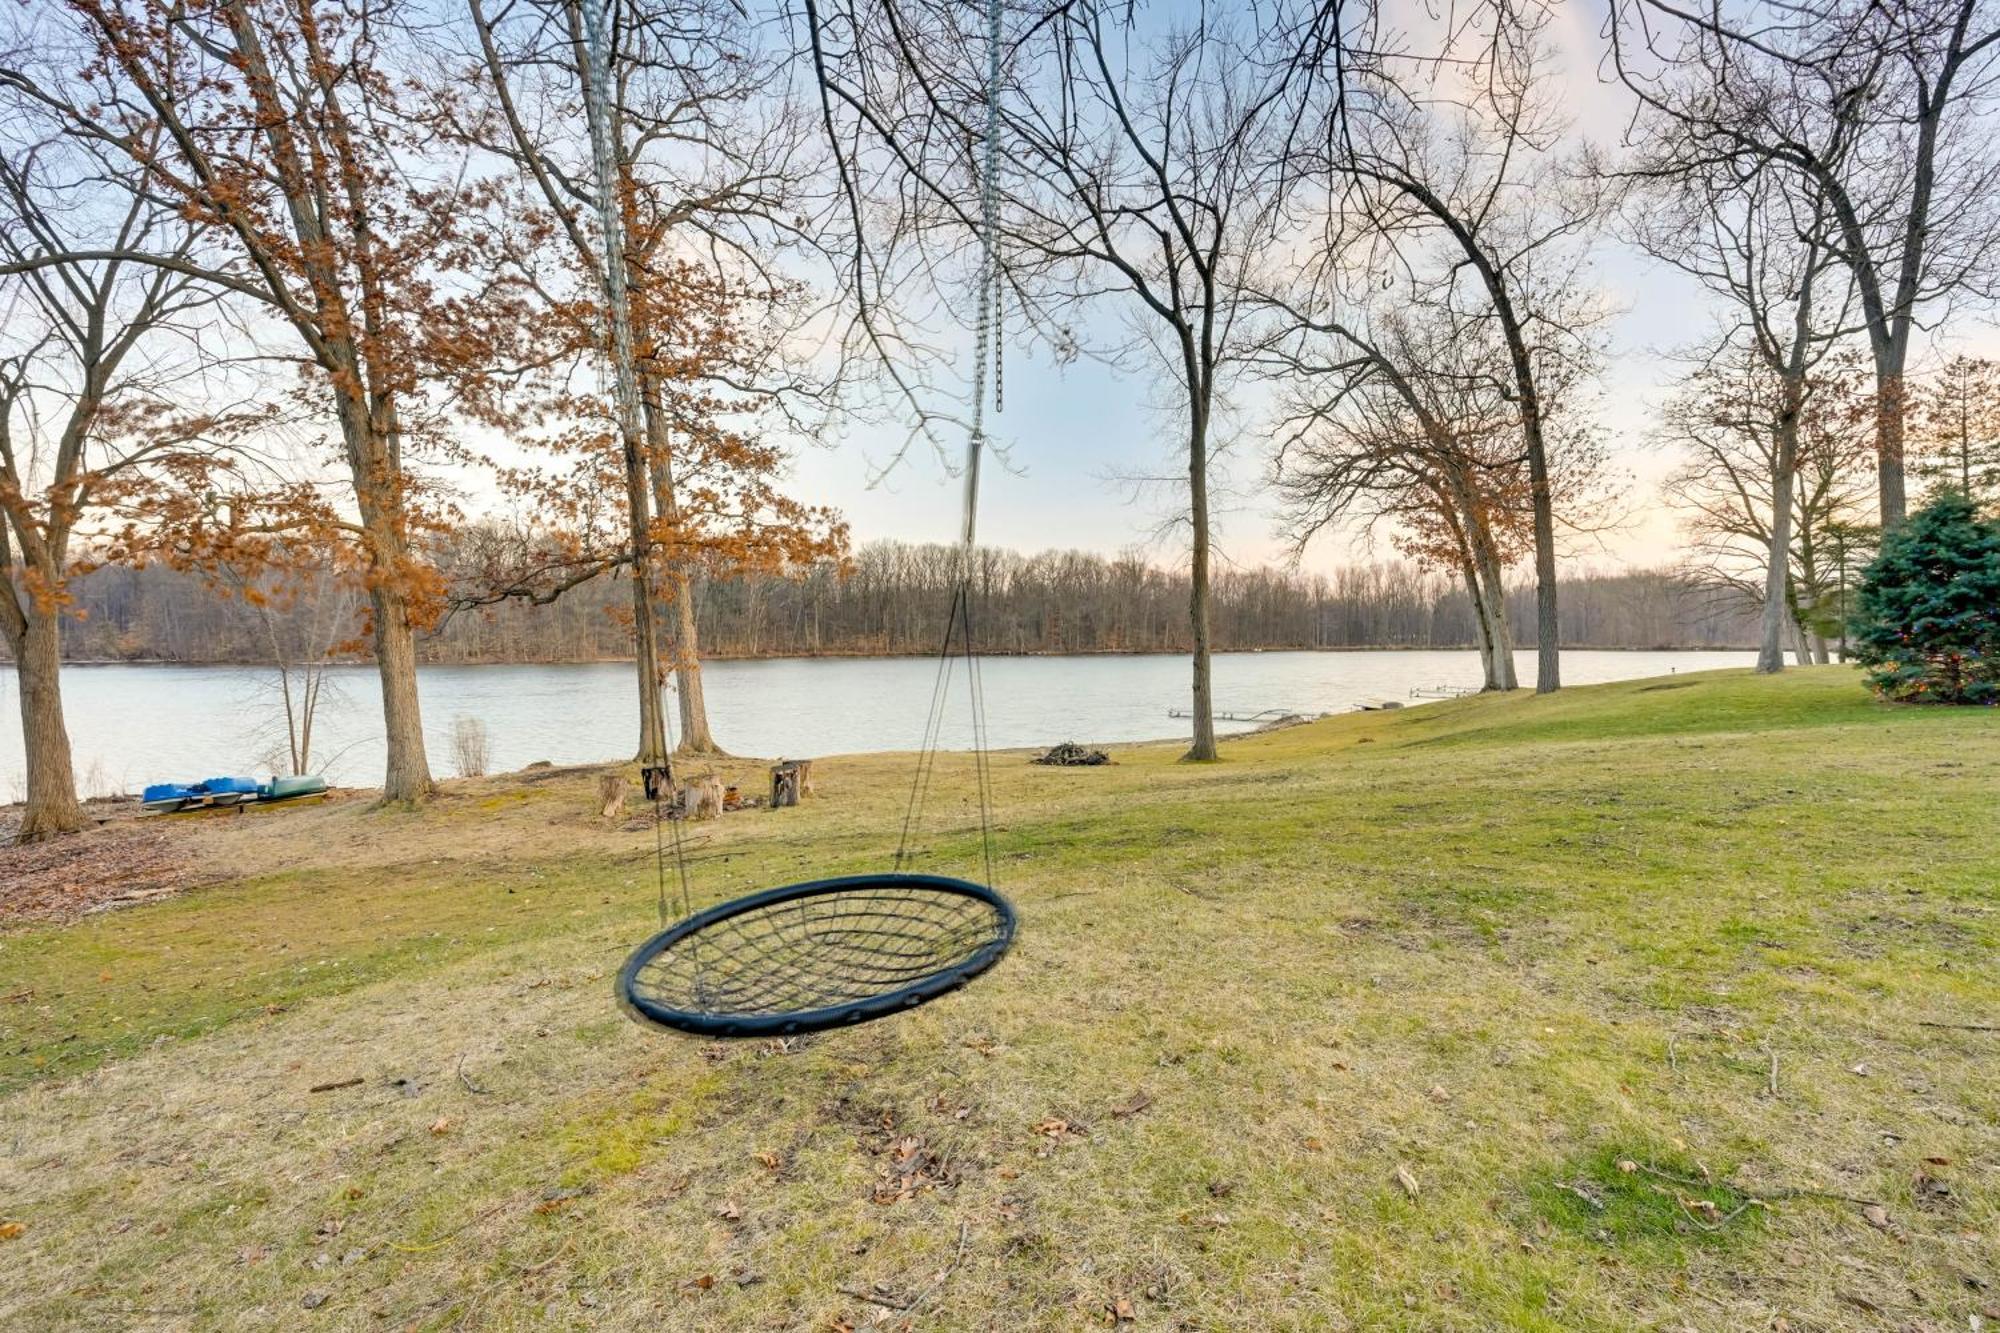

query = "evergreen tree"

[{"left": 1851, "top": 492, "right": 2000, "bottom": 703}]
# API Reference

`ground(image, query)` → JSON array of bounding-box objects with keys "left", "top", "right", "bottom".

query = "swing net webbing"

[{"left": 619, "top": 875, "right": 1014, "bottom": 1038}]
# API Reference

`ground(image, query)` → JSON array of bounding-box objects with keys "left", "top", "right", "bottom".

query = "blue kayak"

[{"left": 141, "top": 775, "right": 327, "bottom": 814}]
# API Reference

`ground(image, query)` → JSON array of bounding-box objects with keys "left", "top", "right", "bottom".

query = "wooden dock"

[{"left": 1167, "top": 706, "right": 1325, "bottom": 724}]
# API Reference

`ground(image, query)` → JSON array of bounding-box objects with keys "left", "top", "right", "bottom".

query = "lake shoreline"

[
  {"left": 4, "top": 650, "right": 1758, "bottom": 798},
  {"left": 32, "top": 641, "right": 1758, "bottom": 668}
]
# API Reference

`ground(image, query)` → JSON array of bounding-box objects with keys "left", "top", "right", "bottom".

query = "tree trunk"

[
  {"left": 1184, "top": 402, "right": 1217, "bottom": 762},
  {"left": 368, "top": 577, "right": 435, "bottom": 804},
  {"left": 578, "top": 0, "right": 667, "bottom": 769},
  {"left": 11, "top": 609, "right": 87, "bottom": 843},
  {"left": 642, "top": 405, "right": 722, "bottom": 756},
  {"left": 1461, "top": 564, "right": 1500, "bottom": 689},
  {"left": 1463, "top": 507, "right": 1518, "bottom": 692},
  {"left": 1757, "top": 405, "right": 1800, "bottom": 674},
  {"left": 623, "top": 495, "right": 670, "bottom": 768},
  {"left": 1872, "top": 341, "right": 1909, "bottom": 527},
  {"left": 1788, "top": 612, "right": 1813, "bottom": 667},
  {"left": 666, "top": 567, "right": 721, "bottom": 755}
]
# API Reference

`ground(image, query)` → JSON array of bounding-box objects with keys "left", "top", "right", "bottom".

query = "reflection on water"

[{"left": 1, "top": 648, "right": 1751, "bottom": 796}]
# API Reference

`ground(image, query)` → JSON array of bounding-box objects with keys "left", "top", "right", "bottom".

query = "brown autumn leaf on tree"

[{"left": 9, "top": 0, "right": 528, "bottom": 803}]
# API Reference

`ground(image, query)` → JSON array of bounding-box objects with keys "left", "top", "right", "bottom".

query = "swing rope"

[
  {"left": 614, "top": 0, "right": 1016, "bottom": 1039},
  {"left": 892, "top": 0, "right": 1004, "bottom": 881}
]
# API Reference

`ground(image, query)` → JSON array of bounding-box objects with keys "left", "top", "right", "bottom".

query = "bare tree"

[
  {"left": 1913, "top": 355, "right": 2000, "bottom": 505},
  {"left": 1659, "top": 350, "right": 1876, "bottom": 662},
  {"left": 802, "top": 0, "right": 1288, "bottom": 759},
  {"left": 1262, "top": 302, "right": 1538, "bottom": 691},
  {"left": 1623, "top": 146, "right": 1857, "bottom": 671},
  {"left": 1280, "top": 0, "right": 1611, "bottom": 693},
  {"left": 1609, "top": 0, "right": 2000, "bottom": 527},
  {"left": 225, "top": 561, "right": 360, "bottom": 775},
  {"left": 0, "top": 115, "right": 259, "bottom": 841}
]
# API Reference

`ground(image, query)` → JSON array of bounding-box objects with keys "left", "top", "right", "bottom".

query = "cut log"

[
  {"left": 677, "top": 776, "right": 724, "bottom": 821},
  {"left": 770, "top": 759, "right": 814, "bottom": 809},
  {"left": 597, "top": 774, "right": 629, "bottom": 820}
]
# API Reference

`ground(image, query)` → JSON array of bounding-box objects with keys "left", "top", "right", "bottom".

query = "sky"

[{"left": 777, "top": 0, "right": 1998, "bottom": 580}]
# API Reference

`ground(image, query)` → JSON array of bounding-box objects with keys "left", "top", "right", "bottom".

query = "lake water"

[{"left": 0, "top": 649, "right": 1751, "bottom": 797}]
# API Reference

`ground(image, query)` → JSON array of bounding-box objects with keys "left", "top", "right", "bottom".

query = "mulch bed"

[{"left": 0, "top": 803, "right": 205, "bottom": 926}]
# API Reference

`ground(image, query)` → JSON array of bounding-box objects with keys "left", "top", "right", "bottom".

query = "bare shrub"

[{"left": 451, "top": 717, "right": 490, "bottom": 778}]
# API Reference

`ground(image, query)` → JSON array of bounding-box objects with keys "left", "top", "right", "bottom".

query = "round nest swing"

[
  {"left": 594, "top": 0, "right": 1017, "bottom": 1040},
  {"left": 616, "top": 873, "right": 1016, "bottom": 1038}
]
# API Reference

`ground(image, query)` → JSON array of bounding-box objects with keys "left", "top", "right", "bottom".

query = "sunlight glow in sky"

[{"left": 782, "top": 0, "right": 1997, "bottom": 578}]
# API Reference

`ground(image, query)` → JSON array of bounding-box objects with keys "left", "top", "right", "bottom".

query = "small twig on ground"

[
  {"left": 1918, "top": 1020, "right": 2000, "bottom": 1033},
  {"left": 384, "top": 1200, "right": 511, "bottom": 1255},
  {"left": 1763, "top": 1040, "right": 1779, "bottom": 1097},
  {"left": 1640, "top": 1161, "right": 1877, "bottom": 1208},
  {"left": 456, "top": 1053, "right": 490, "bottom": 1096},
  {"left": 904, "top": 1220, "right": 972, "bottom": 1315},
  {"left": 308, "top": 1076, "right": 365, "bottom": 1094},
  {"left": 1684, "top": 1200, "right": 1762, "bottom": 1233},
  {"left": 837, "top": 1286, "right": 911, "bottom": 1311}
]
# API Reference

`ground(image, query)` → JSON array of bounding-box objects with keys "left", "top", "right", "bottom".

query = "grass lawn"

[{"left": 1, "top": 666, "right": 1996, "bottom": 1331}]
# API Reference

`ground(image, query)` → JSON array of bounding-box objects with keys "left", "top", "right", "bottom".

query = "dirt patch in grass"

[{"left": 0, "top": 809, "right": 210, "bottom": 926}]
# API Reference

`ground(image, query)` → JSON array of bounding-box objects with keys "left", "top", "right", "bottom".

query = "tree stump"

[
  {"left": 597, "top": 774, "right": 629, "bottom": 820},
  {"left": 770, "top": 761, "right": 808, "bottom": 809},
  {"left": 677, "top": 776, "right": 724, "bottom": 821}
]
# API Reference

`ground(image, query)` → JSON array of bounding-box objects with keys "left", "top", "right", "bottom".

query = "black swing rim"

[{"left": 616, "top": 872, "right": 1017, "bottom": 1039}]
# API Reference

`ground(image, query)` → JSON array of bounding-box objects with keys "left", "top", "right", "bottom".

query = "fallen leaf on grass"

[
  {"left": 0, "top": 1221, "right": 25, "bottom": 1241},
  {"left": 532, "top": 1186, "right": 590, "bottom": 1216},
  {"left": 428, "top": 1117, "right": 453, "bottom": 1136},
  {"left": 1302, "top": 1137, "right": 1325, "bottom": 1153},
  {"left": 717, "top": 1200, "right": 743, "bottom": 1222},
  {"left": 1110, "top": 1091, "right": 1153, "bottom": 1119},
  {"left": 1395, "top": 1165, "right": 1420, "bottom": 1200},
  {"left": 1862, "top": 1204, "right": 1893, "bottom": 1233},
  {"left": 1107, "top": 1295, "right": 1136, "bottom": 1323},
  {"left": 1032, "top": 1117, "right": 1080, "bottom": 1143}
]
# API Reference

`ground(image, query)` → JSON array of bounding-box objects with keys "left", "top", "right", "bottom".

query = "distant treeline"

[{"left": 37, "top": 541, "right": 1759, "bottom": 664}]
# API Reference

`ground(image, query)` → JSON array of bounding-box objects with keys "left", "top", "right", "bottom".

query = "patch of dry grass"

[{"left": 1, "top": 668, "right": 1997, "bottom": 1330}]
